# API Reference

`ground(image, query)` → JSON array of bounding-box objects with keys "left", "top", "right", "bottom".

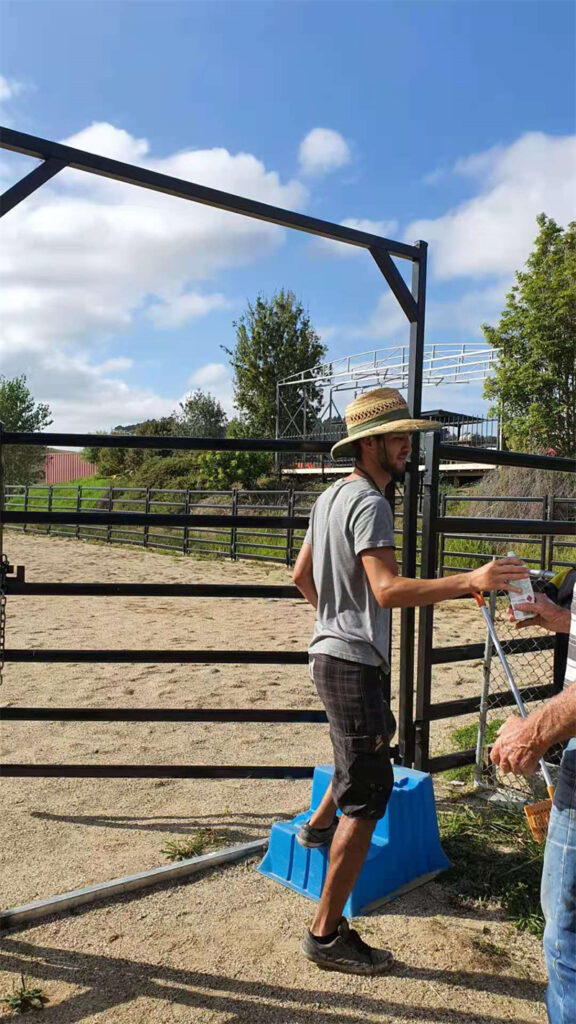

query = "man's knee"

[{"left": 332, "top": 733, "right": 394, "bottom": 821}]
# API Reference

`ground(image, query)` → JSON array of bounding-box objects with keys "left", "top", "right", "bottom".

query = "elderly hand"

[
  {"left": 490, "top": 715, "right": 545, "bottom": 776},
  {"left": 506, "top": 592, "right": 570, "bottom": 632}
]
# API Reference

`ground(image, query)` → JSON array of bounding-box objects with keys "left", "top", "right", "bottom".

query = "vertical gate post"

[
  {"left": 230, "top": 489, "right": 238, "bottom": 561},
  {"left": 438, "top": 493, "right": 446, "bottom": 577},
  {"left": 106, "top": 487, "right": 113, "bottom": 544},
  {"left": 144, "top": 488, "right": 151, "bottom": 549},
  {"left": 546, "top": 495, "right": 555, "bottom": 571},
  {"left": 286, "top": 487, "right": 295, "bottom": 567},
  {"left": 540, "top": 495, "right": 548, "bottom": 570},
  {"left": 414, "top": 429, "right": 440, "bottom": 772},
  {"left": 76, "top": 486, "right": 82, "bottom": 541},
  {"left": 47, "top": 484, "right": 53, "bottom": 536},
  {"left": 398, "top": 240, "right": 427, "bottom": 766}
]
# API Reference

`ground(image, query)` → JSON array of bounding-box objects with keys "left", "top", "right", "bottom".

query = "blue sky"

[{"left": 1, "top": 0, "right": 574, "bottom": 432}]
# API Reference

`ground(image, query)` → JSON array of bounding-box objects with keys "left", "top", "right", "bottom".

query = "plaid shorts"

[{"left": 310, "top": 653, "right": 396, "bottom": 820}]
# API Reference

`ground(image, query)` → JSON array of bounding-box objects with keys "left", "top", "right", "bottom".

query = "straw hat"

[{"left": 331, "top": 387, "right": 441, "bottom": 460}]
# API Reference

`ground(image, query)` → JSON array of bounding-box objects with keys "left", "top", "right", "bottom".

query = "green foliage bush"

[{"left": 117, "top": 453, "right": 201, "bottom": 491}]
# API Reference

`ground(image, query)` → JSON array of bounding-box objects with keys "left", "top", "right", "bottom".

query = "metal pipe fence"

[{"left": 6, "top": 482, "right": 574, "bottom": 575}]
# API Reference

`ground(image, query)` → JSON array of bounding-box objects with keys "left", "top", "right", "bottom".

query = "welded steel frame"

[
  {"left": 414, "top": 431, "right": 576, "bottom": 773},
  {"left": 275, "top": 344, "right": 496, "bottom": 443},
  {"left": 0, "top": 126, "right": 427, "bottom": 773}
]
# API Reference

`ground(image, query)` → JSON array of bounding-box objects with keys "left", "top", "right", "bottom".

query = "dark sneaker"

[
  {"left": 296, "top": 818, "right": 338, "bottom": 849},
  {"left": 301, "top": 918, "right": 394, "bottom": 975}
]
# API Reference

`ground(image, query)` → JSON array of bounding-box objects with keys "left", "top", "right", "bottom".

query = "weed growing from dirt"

[
  {"left": 1, "top": 974, "right": 49, "bottom": 1013},
  {"left": 438, "top": 801, "right": 545, "bottom": 938},
  {"left": 443, "top": 719, "right": 504, "bottom": 783},
  {"left": 162, "top": 828, "right": 224, "bottom": 861}
]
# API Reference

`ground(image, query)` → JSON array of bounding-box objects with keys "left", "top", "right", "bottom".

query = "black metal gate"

[{"left": 413, "top": 431, "right": 576, "bottom": 774}]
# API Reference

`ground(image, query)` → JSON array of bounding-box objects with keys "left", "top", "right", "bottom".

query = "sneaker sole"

[{"left": 301, "top": 950, "right": 394, "bottom": 976}]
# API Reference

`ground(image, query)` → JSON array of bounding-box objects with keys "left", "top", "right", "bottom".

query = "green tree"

[
  {"left": 483, "top": 215, "right": 576, "bottom": 457},
  {"left": 223, "top": 289, "right": 326, "bottom": 437},
  {"left": 195, "top": 417, "right": 273, "bottom": 488},
  {"left": 0, "top": 375, "right": 53, "bottom": 485},
  {"left": 177, "top": 389, "right": 228, "bottom": 438},
  {"left": 83, "top": 416, "right": 179, "bottom": 478}
]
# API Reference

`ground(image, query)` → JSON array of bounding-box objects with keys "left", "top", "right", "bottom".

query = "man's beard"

[{"left": 376, "top": 446, "right": 407, "bottom": 483}]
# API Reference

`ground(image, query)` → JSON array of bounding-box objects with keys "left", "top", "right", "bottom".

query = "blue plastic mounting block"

[{"left": 258, "top": 764, "right": 451, "bottom": 916}]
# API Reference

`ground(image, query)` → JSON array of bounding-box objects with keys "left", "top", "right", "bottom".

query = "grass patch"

[
  {"left": 443, "top": 719, "right": 504, "bottom": 783},
  {"left": 1, "top": 975, "right": 49, "bottom": 1013},
  {"left": 438, "top": 801, "right": 545, "bottom": 938},
  {"left": 162, "top": 828, "right": 225, "bottom": 861}
]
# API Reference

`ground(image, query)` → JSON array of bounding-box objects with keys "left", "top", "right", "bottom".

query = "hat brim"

[{"left": 330, "top": 419, "right": 442, "bottom": 461}]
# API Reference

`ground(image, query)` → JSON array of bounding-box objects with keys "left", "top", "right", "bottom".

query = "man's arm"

[
  {"left": 292, "top": 541, "right": 318, "bottom": 609},
  {"left": 360, "top": 548, "right": 530, "bottom": 609},
  {"left": 491, "top": 686, "right": 576, "bottom": 776}
]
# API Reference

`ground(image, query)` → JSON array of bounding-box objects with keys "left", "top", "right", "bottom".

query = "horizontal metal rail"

[
  {"left": 438, "top": 443, "right": 575, "bottom": 473},
  {"left": 0, "top": 764, "right": 318, "bottom": 779},
  {"left": 446, "top": 495, "right": 545, "bottom": 503},
  {"left": 1, "top": 127, "right": 419, "bottom": 261},
  {"left": 0, "top": 838, "right": 267, "bottom": 929},
  {"left": 4, "top": 510, "right": 309, "bottom": 530},
  {"left": 2, "top": 649, "right": 308, "bottom": 664},
  {"left": 1, "top": 430, "right": 333, "bottom": 453},
  {"left": 4, "top": 581, "right": 300, "bottom": 598},
  {"left": 427, "top": 682, "right": 555, "bottom": 722},
  {"left": 427, "top": 749, "right": 476, "bottom": 773},
  {"left": 431, "top": 634, "right": 555, "bottom": 664},
  {"left": 437, "top": 517, "right": 574, "bottom": 536},
  {"left": 1, "top": 708, "right": 327, "bottom": 723}
]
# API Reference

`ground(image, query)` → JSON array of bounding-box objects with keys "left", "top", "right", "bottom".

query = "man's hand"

[
  {"left": 490, "top": 715, "right": 546, "bottom": 776},
  {"left": 468, "top": 557, "right": 529, "bottom": 595},
  {"left": 506, "top": 592, "right": 571, "bottom": 633}
]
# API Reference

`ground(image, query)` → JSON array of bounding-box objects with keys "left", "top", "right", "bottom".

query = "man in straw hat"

[{"left": 293, "top": 386, "right": 530, "bottom": 975}]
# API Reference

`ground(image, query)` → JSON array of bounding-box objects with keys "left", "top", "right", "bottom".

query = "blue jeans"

[{"left": 541, "top": 738, "right": 576, "bottom": 1024}]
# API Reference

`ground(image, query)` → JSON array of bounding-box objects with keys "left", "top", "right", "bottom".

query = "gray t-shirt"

[{"left": 304, "top": 477, "right": 396, "bottom": 667}]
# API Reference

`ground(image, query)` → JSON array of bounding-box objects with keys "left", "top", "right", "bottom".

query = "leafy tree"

[
  {"left": 84, "top": 416, "right": 179, "bottom": 477},
  {"left": 483, "top": 215, "right": 576, "bottom": 457},
  {"left": 195, "top": 417, "right": 273, "bottom": 489},
  {"left": 223, "top": 289, "right": 326, "bottom": 438},
  {"left": 177, "top": 390, "right": 227, "bottom": 438},
  {"left": 0, "top": 375, "right": 52, "bottom": 485}
]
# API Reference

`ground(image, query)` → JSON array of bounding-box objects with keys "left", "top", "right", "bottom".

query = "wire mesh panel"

[{"left": 474, "top": 574, "right": 563, "bottom": 802}]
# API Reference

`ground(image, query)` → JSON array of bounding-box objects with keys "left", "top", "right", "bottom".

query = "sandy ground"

[{"left": 0, "top": 534, "right": 548, "bottom": 1023}]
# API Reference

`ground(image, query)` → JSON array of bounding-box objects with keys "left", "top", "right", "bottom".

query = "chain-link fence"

[{"left": 474, "top": 574, "right": 565, "bottom": 802}]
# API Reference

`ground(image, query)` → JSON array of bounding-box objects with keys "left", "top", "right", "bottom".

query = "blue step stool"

[{"left": 258, "top": 764, "right": 451, "bottom": 916}]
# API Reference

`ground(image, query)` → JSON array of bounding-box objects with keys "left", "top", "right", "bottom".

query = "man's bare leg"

[
  {"left": 310, "top": 816, "right": 376, "bottom": 936},
  {"left": 308, "top": 781, "right": 337, "bottom": 830}
]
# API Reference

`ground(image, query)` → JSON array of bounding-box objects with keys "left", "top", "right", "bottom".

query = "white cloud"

[
  {"left": 352, "top": 277, "right": 512, "bottom": 344},
  {"left": 186, "top": 362, "right": 235, "bottom": 415},
  {"left": 408, "top": 132, "right": 576, "bottom": 279},
  {"left": 0, "top": 75, "right": 24, "bottom": 102},
  {"left": 353, "top": 291, "right": 408, "bottom": 340},
  {"left": 147, "top": 291, "right": 230, "bottom": 329},
  {"left": 0, "top": 345, "right": 175, "bottom": 433},
  {"left": 426, "top": 279, "right": 512, "bottom": 335},
  {"left": 298, "top": 128, "right": 351, "bottom": 177},
  {"left": 314, "top": 217, "right": 399, "bottom": 258},
  {"left": 97, "top": 357, "right": 134, "bottom": 374},
  {"left": 0, "top": 121, "right": 308, "bottom": 430}
]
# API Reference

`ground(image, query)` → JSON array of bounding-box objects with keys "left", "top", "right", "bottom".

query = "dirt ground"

[{"left": 0, "top": 534, "right": 548, "bottom": 1022}]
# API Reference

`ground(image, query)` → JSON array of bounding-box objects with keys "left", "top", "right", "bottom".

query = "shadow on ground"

[{"left": 0, "top": 937, "right": 545, "bottom": 1024}]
